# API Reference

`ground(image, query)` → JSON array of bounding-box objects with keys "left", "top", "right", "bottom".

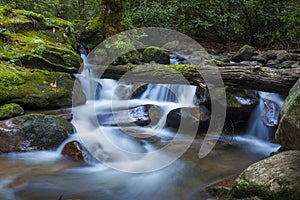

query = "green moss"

[
  {"left": 168, "top": 64, "right": 195, "bottom": 74},
  {"left": 0, "top": 6, "right": 81, "bottom": 73},
  {"left": 228, "top": 181, "right": 300, "bottom": 200},
  {"left": 0, "top": 103, "right": 24, "bottom": 120},
  {"left": 0, "top": 61, "right": 74, "bottom": 109},
  {"left": 142, "top": 46, "right": 170, "bottom": 64}
]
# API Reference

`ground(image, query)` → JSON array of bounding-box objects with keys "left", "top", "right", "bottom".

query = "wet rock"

[
  {"left": 215, "top": 55, "right": 230, "bottom": 63},
  {"left": 277, "top": 52, "right": 300, "bottom": 63},
  {"left": 166, "top": 106, "right": 210, "bottom": 133},
  {"left": 281, "top": 60, "right": 297, "bottom": 68},
  {"left": 142, "top": 46, "right": 170, "bottom": 64},
  {"left": 261, "top": 99, "right": 280, "bottom": 127},
  {"left": 0, "top": 114, "right": 73, "bottom": 152},
  {"left": 97, "top": 105, "right": 163, "bottom": 127},
  {"left": 230, "top": 150, "right": 300, "bottom": 199},
  {"left": 276, "top": 79, "right": 300, "bottom": 150},
  {"left": 0, "top": 103, "right": 24, "bottom": 120},
  {"left": 225, "top": 87, "right": 259, "bottom": 124},
  {"left": 240, "top": 61, "right": 258, "bottom": 66},
  {"left": 265, "top": 59, "right": 280, "bottom": 68},
  {"left": 262, "top": 51, "right": 277, "bottom": 61},
  {"left": 62, "top": 140, "right": 87, "bottom": 162},
  {"left": 251, "top": 54, "right": 267, "bottom": 65},
  {"left": 231, "top": 45, "right": 255, "bottom": 62}
]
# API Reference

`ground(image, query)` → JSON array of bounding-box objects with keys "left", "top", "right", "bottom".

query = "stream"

[{"left": 0, "top": 54, "right": 283, "bottom": 200}]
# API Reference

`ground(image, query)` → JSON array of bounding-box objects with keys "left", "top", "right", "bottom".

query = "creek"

[{"left": 0, "top": 54, "right": 283, "bottom": 200}]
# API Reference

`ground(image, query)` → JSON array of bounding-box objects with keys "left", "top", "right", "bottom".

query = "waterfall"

[
  {"left": 72, "top": 52, "right": 198, "bottom": 172},
  {"left": 246, "top": 91, "right": 283, "bottom": 141}
]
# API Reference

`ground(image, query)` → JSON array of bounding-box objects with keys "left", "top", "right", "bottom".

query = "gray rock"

[
  {"left": 231, "top": 150, "right": 300, "bottom": 199},
  {"left": 275, "top": 79, "right": 300, "bottom": 150},
  {"left": 97, "top": 105, "right": 163, "bottom": 127}
]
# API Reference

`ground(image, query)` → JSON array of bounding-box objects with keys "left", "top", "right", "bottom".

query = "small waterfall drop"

[
  {"left": 246, "top": 91, "right": 283, "bottom": 141},
  {"left": 233, "top": 91, "right": 283, "bottom": 154}
]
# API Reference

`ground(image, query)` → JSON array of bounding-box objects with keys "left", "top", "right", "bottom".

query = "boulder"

[
  {"left": 0, "top": 114, "right": 73, "bottom": 152},
  {"left": 0, "top": 103, "right": 24, "bottom": 120},
  {"left": 275, "top": 79, "right": 300, "bottom": 150},
  {"left": 231, "top": 45, "right": 255, "bottom": 62},
  {"left": 230, "top": 150, "right": 300, "bottom": 199},
  {"left": 0, "top": 6, "right": 82, "bottom": 73},
  {"left": 225, "top": 87, "right": 259, "bottom": 124},
  {"left": 142, "top": 46, "right": 170, "bottom": 64},
  {"left": 97, "top": 105, "right": 163, "bottom": 127},
  {"left": 166, "top": 106, "right": 210, "bottom": 133},
  {"left": 0, "top": 61, "right": 76, "bottom": 109}
]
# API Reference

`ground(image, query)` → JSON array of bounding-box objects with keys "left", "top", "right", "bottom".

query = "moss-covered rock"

[
  {"left": 275, "top": 79, "right": 300, "bottom": 150},
  {"left": 142, "top": 46, "right": 170, "bottom": 64},
  {"left": 230, "top": 151, "right": 300, "bottom": 200},
  {"left": 0, "top": 103, "right": 24, "bottom": 120},
  {"left": 0, "top": 114, "right": 73, "bottom": 152},
  {"left": 232, "top": 45, "right": 255, "bottom": 62},
  {"left": 0, "top": 61, "right": 75, "bottom": 109},
  {"left": 0, "top": 6, "right": 81, "bottom": 73}
]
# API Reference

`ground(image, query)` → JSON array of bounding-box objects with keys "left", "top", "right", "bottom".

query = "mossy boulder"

[
  {"left": 0, "top": 103, "right": 24, "bottom": 120},
  {"left": 0, "top": 61, "right": 76, "bottom": 109},
  {"left": 230, "top": 151, "right": 300, "bottom": 199},
  {"left": 0, "top": 6, "right": 81, "bottom": 73},
  {"left": 142, "top": 46, "right": 170, "bottom": 64},
  {"left": 232, "top": 45, "right": 255, "bottom": 62},
  {"left": 0, "top": 114, "right": 73, "bottom": 152},
  {"left": 275, "top": 79, "right": 300, "bottom": 150}
]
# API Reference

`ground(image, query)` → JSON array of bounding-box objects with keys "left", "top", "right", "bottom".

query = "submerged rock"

[
  {"left": 0, "top": 114, "right": 73, "bottom": 152},
  {"left": 0, "top": 103, "right": 24, "bottom": 120},
  {"left": 142, "top": 46, "right": 170, "bottom": 64},
  {"left": 231, "top": 45, "right": 255, "bottom": 62},
  {"left": 230, "top": 150, "right": 300, "bottom": 199},
  {"left": 276, "top": 79, "right": 300, "bottom": 150}
]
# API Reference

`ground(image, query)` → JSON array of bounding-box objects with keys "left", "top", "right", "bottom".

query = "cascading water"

[
  {"left": 234, "top": 91, "right": 283, "bottom": 153},
  {"left": 72, "top": 52, "right": 198, "bottom": 171},
  {"left": 246, "top": 91, "right": 283, "bottom": 141}
]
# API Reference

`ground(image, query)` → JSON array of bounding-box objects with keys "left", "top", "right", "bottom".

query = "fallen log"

[{"left": 88, "top": 64, "right": 300, "bottom": 94}]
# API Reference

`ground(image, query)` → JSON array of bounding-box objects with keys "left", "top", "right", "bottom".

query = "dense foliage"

[
  {"left": 1, "top": 0, "right": 299, "bottom": 48},
  {"left": 125, "top": 0, "right": 300, "bottom": 48}
]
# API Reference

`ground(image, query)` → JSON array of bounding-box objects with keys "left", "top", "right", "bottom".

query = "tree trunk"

[
  {"left": 92, "top": 64, "right": 300, "bottom": 94},
  {"left": 98, "top": 0, "right": 126, "bottom": 37}
]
